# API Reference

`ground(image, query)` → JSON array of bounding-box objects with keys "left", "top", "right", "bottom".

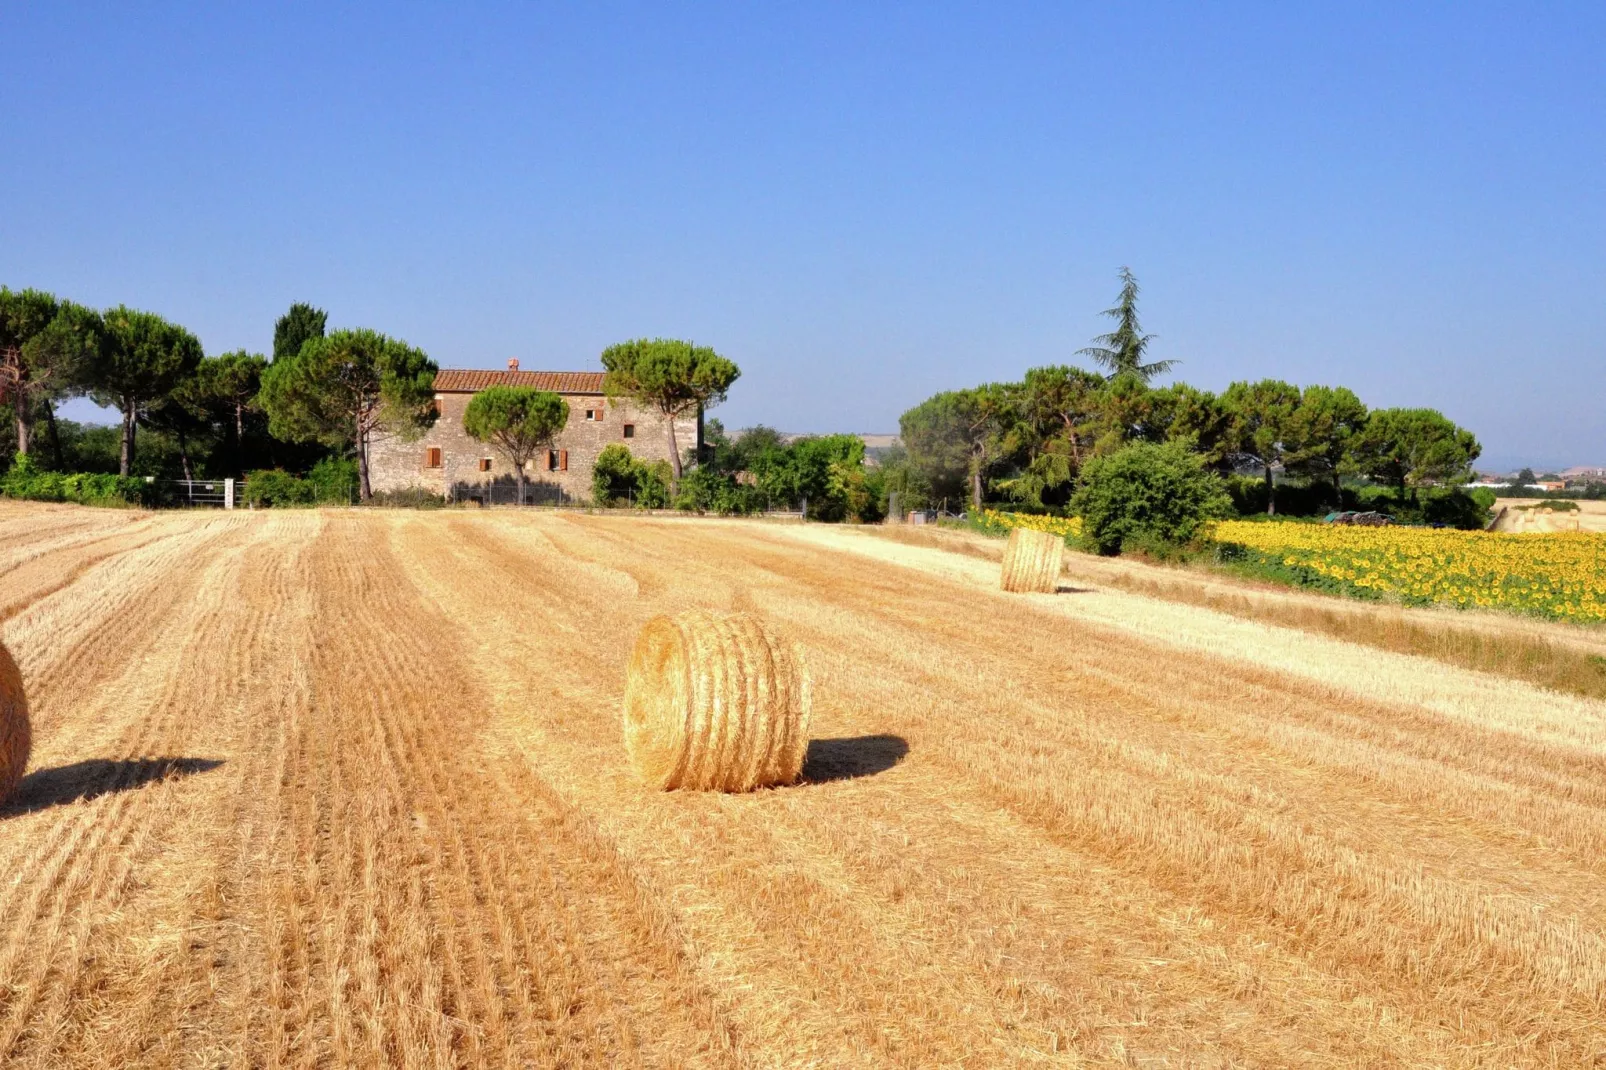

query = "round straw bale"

[
  {"left": 0, "top": 641, "right": 29, "bottom": 806},
  {"left": 623, "top": 611, "right": 811, "bottom": 792},
  {"left": 999, "top": 526, "right": 1064, "bottom": 593}
]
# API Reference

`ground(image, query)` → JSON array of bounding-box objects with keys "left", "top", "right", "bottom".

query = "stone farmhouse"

[{"left": 367, "top": 360, "right": 694, "bottom": 502}]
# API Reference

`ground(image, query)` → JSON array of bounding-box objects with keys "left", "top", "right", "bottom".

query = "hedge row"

[{"left": 1, "top": 456, "right": 153, "bottom": 507}]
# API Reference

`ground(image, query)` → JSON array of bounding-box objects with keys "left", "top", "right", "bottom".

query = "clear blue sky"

[{"left": 4, "top": 3, "right": 1602, "bottom": 470}]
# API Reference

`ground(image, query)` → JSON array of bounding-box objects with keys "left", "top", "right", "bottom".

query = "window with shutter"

[
  {"left": 426, "top": 447, "right": 442, "bottom": 468},
  {"left": 559, "top": 450, "right": 568, "bottom": 471},
  {"left": 548, "top": 450, "right": 559, "bottom": 471},
  {"left": 478, "top": 457, "right": 492, "bottom": 472}
]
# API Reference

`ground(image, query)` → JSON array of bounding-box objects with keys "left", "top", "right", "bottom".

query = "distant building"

[{"left": 366, "top": 360, "right": 694, "bottom": 502}]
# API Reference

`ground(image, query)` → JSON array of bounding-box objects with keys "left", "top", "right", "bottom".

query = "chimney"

[{"left": 507, "top": 358, "right": 520, "bottom": 371}]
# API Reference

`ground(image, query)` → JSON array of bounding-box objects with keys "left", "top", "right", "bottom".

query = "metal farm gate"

[{"left": 157, "top": 478, "right": 238, "bottom": 508}]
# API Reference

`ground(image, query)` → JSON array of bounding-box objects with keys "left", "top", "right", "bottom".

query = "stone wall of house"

[{"left": 367, "top": 392, "right": 694, "bottom": 502}]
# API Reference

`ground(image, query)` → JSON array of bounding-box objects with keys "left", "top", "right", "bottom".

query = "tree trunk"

[
  {"left": 971, "top": 467, "right": 983, "bottom": 512},
  {"left": 120, "top": 404, "right": 136, "bottom": 477},
  {"left": 1265, "top": 461, "right": 1276, "bottom": 515},
  {"left": 666, "top": 412, "right": 683, "bottom": 485},
  {"left": 357, "top": 430, "right": 372, "bottom": 501},
  {"left": 176, "top": 427, "right": 193, "bottom": 483},
  {"left": 44, "top": 400, "right": 62, "bottom": 469},
  {"left": 517, "top": 468, "right": 526, "bottom": 507},
  {"left": 15, "top": 405, "right": 31, "bottom": 457}
]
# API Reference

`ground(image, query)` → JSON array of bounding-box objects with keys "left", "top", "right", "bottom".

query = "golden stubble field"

[
  {"left": 2, "top": 500, "right": 1605, "bottom": 1068},
  {"left": 1492, "top": 498, "right": 1606, "bottom": 533}
]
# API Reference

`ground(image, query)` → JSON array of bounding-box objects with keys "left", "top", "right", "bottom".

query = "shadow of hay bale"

[
  {"left": 1, "top": 757, "right": 225, "bottom": 817},
  {"left": 802, "top": 735, "right": 909, "bottom": 784}
]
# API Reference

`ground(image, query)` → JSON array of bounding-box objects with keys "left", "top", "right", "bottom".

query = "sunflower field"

[
  {"left": 1211, "top": 520, "right": 1606, "bottom": 624},
  {"left": 975, "top": 510, "right": 1084, "bottom": 541}
]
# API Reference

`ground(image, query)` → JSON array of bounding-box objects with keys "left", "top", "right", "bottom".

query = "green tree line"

[
  {"left": 1, "top": 290, "right": 442, "bottom": 502},
  {"left": 1, "top": 293, "right": 762, "bottom": 509},
  {"left": 892, "top": 269, "right": 1483, "bottom": 521}
]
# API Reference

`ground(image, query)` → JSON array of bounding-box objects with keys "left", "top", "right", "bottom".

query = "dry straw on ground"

[
  {"left": 0, "top": 640, "right": 28, "bottom": 804},
  {"left": 623, "top": 610, "right": 811, "bottom": 791},
  {"left": 999, "top": 526, "right": 1064, "bottom": 593},
  {"left": 12, "top": 501, "right": 1606, "bottom": 1066}
]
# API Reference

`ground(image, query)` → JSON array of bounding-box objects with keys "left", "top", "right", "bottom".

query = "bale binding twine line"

[
  {"left": 0, "top": 641, "right": 30, "bottom": 806},
  {"left": 999, "top": 527, "right": 1065, "bottom": 594},
  {"left": 623, "top": 610, "right": 811, "bottom": 792}
]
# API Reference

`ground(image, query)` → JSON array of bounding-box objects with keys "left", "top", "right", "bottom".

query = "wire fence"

[{"left": 453, "top": 482, "right": 576, "bottom": 507}]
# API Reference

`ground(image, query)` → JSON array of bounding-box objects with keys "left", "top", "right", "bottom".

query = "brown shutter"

[{"left": 560, "top": 450, "right": 569, "bottom": 471}]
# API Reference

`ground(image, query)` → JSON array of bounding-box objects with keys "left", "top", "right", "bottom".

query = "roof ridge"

[
  {"left": 433, "top": 368, "right": 607, "bottom": 394},
  {"left": 437, "top": 366, "right": 598, "bottom": 372}
]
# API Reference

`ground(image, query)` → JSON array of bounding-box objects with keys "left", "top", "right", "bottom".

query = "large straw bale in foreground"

[
  {"left": 999, "top": 527, "right": 1064, "bottom": 593},
  {"left": 623, "top": 611, "right": 811, "bottom": 792},
  {"left": 0, "top": 641, "right": 29, "bottom": 805}
]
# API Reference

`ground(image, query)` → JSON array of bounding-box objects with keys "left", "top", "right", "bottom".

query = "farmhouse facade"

[{"left": 367, "top": 361, "right": 695, "bottom": 502}]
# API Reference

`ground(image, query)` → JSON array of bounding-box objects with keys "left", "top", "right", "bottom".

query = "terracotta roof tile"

[{"left": 433, "top": 369, "right": 607, "bottom": 394}]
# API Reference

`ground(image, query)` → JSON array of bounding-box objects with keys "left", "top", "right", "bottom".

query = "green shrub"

[
  {"left": 847, "top": 464, "right": 886, "bottom": 523},
  {"left": 591, "top": 444, "right": 671, "bottom": 508},
  {"left": 307, "top": 457, "right": 359, "bottom": 504},
  {"left": 1, "top": 455, "right": 152, "bottom": 507},
  {"left": 673, "top": 467, "right": 761, "bottom": 515},
  {"left": 1070, "top": 440, "right": 1232, "bottom": 555},
  {"left": 1224, "top": 475, "right": 1340, "bottom": 517},
  {"left": 592, "top": 444, "right": 638, "bottom": 505},
  {"left": 243, "top": 469, "right": 316, "bottom": 507},
  {"left": 1420, "top": 487, "right": 1494, "bottom": 529},
  {"left": 1347, "top": 484, "right": 1493, "bottom": 529}
]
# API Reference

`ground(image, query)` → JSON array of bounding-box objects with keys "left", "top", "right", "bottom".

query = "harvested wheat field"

[{"left": 4, "top": 500, "right": 1606, "bottom": 1067}]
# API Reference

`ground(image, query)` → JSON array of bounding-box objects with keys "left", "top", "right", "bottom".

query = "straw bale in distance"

[
  {"left": 0, "top": 641, "right": 29, "bottom": 805},
  {"left": 623, "top": 610, "right": 811, "bottom": 792},
  {"left": 999, "top": 527, "right": 1064, "bottom": 593}
]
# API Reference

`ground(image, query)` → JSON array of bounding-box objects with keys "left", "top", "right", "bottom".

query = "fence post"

[{"left": 224, "top": 478, "right": 235, "bottom": 510}]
